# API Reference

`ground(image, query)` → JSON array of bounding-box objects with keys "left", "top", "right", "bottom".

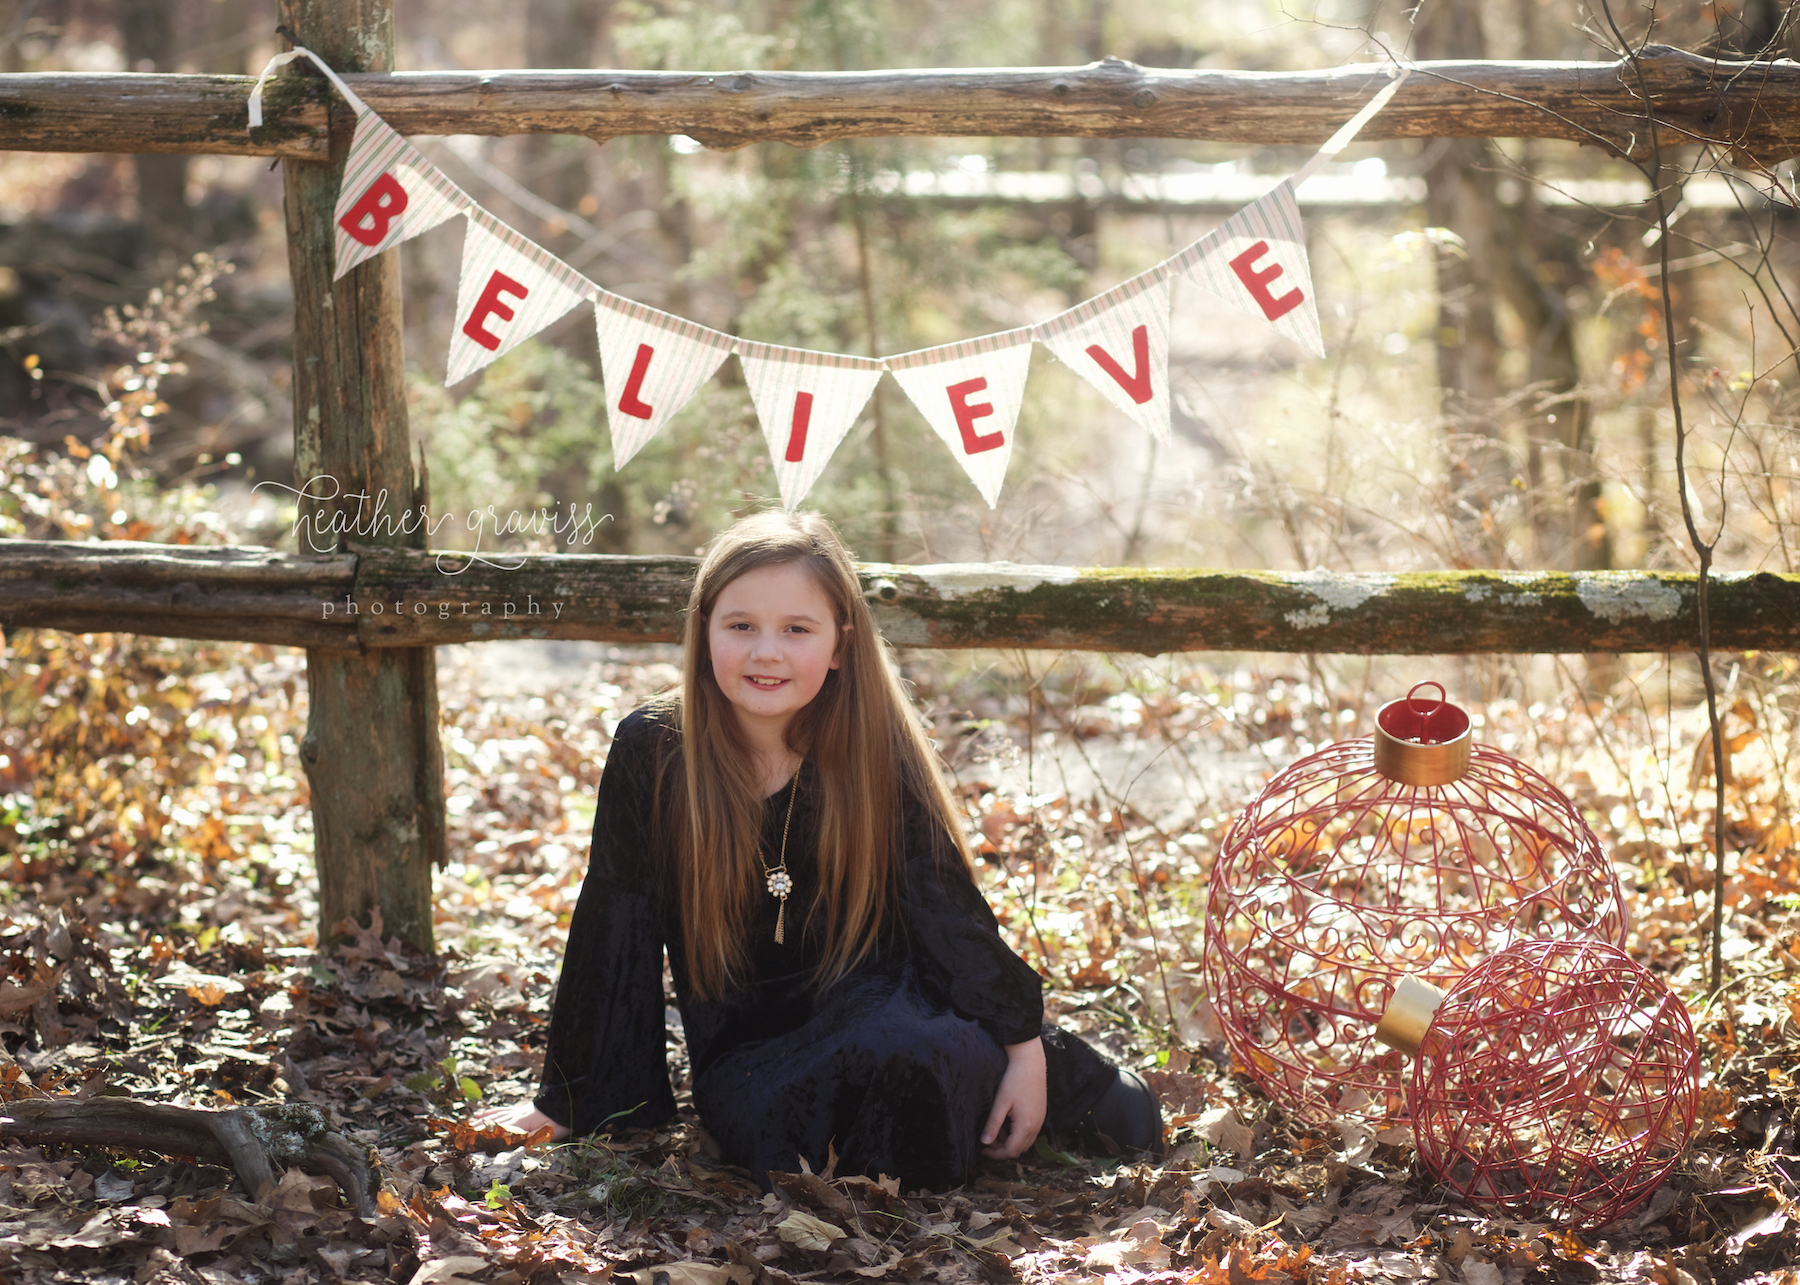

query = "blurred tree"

[
  {"left": 117, "top": 0, "right": 192, "bottom": 267},
  {"left": 1712, "top": 0, "right": 1797, "bottom": 57},
  {"left": 522, "top": 0, "right": 605, "bottom": 219},
  {"left": 1414, "top": 0, "right": 1612, "bottom": 572}
]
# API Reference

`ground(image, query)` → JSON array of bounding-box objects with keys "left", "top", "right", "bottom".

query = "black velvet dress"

[{"left": 534, "top": 705, "right": 1119, "bottom": 1190}]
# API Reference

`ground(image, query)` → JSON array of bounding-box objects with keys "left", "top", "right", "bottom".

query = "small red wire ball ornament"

[
  {"left": 1409, "top": 939, "right": 1698, "bottom": 1228},
  {"left": 1201, "top": 684, "right": 1628, "bottom": 1124}
]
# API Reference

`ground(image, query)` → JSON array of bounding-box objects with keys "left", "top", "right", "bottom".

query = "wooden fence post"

[{"left": 279, "top": 0, "right": 445, "bottom": 951}]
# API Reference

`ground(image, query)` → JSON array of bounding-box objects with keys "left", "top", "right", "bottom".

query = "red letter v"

[{"left": 1084, "top": 325, "right": 1153, "bottom": 405}]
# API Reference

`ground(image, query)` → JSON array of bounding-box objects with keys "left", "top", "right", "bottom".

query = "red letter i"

[{"left": 785, "top": 391, "right": 813, "bottom": 462}]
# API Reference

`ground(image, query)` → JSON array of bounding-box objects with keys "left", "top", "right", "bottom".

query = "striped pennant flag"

[
  {"left": 594, "top": 292, "right": 736, "bottom": 469},
  {"left": 1035, "top": 265, "right": 1173, "bottom": 445},
  {"left": 888, "top": 329, "right": 1035, "bottom": 508},
  {"left": 446, "top": 209, "right": 599, "bottom": 385},
  {"left": 332, "top": 111, "right": 471, "bottom": 280},
  {"left": 1171, "top": 179, "right": 1325, "bottom": 359},
  {"left": 738, "top": 343, "right": 884, "bottom": 511}
]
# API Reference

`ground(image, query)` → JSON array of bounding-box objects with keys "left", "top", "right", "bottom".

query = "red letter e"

[
  {"left": 947, "top": 377, "right": 1004, "bottom": 455},
  {"left": 1228, "top": 240, "right": 1304, "bottom": 322},
  {"left": 462, "top": 271, "right": 529, "bottom": 352}
]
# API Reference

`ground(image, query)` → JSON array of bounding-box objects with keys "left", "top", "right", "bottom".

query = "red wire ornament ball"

[
  {"left": 1411, "top": 939, "right": 1698, "bottom": 1228},
  {"left": 1201, "top": 686, "right": 1628, "bottom": 1124}
]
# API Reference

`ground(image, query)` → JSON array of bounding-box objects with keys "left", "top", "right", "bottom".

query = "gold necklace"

[{"left": 763, "top": 767, "right": 801, "bottom": 944}]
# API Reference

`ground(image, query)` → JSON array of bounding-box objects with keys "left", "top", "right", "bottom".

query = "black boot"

[{"left": 1073, "top": 1067, "right": 1164, "bottom": 1158}]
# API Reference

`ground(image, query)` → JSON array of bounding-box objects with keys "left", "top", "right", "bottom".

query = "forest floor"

[{"left": 2, "top": 637, "right": 1799, "bottom": 1285}]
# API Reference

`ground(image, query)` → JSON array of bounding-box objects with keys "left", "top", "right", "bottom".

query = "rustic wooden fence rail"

[
  {"left": 9, "top": 0, "right": 1794, "bottom": 949},
  {"left": 5, "top": 47, "right": 1800, "bottom": 164},
  {"left": 4, "top": 540, "right": 1797, "bottom": 656}
]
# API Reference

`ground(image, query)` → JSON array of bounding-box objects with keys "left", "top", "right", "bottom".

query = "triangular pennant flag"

[
  {"left": 1035, "top": 266, "right": 1172, "bottom": 444},
  {"left": 332, "top": 111, "right": 470, "bottom": 279},
  {"left": 737, "top": 343, "right": 884, "bottom": 510},
  {"left": 594, "top": 293, "right": 736, "bottom": 469},
  {"left": 1170, "top": 180, "right": 1325, "bottom": 358},
  {"left": 445, "top": 211, "right": 597, "bottom": 385},
  {"left": 887, "top": 330, "right": 1035, "bottom": 508}
]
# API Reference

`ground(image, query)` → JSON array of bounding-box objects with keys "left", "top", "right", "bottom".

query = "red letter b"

[{"left": 338, "top": 173, "right": 409, "bottom": 247}]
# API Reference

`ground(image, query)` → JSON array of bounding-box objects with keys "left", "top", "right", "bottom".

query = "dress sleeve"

[
  {"left": 898, "top": 778, "right": 1045, "bottom": 1047},
  {"left": 534, "top": 707, "right": 679, "bottom": 1134}
]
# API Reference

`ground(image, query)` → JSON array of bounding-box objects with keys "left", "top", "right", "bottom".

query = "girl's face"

[{"left": 708, "top": 561, "right": 844, "bottom": 744}]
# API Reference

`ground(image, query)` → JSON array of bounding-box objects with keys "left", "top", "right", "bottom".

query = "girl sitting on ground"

[{"left": 480, "top": 509, "right": 1160, "bottom": 1188}]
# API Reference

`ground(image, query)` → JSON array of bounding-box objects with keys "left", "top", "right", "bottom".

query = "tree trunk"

[
  {"left": 1415, "top": 0, "right": 1512, "bottom": 566},
  {"left": 117, "top": 0, "right": 191, "bottom": 268},
  {"left": 1493, "top": 197, "right": 1615, "bottom": 572},
  {"left": 1415, "top": 0, "right": 1612, "bottom": 573},
  {"left": 1717, "top": 0, "right": 1796, "bottom": 59},
  {"left": 522, "top": 0, "right": 602, "bottom": 221},
  {"left": 280, "top": 0, "right": 446, "bottom": 952}
]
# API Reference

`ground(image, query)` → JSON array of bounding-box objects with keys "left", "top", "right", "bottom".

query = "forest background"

[{"left": 4, "top": 1, "right": 1800, "bottom": 1283}]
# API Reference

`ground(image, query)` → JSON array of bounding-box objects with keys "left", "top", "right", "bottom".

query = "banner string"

[
  {"left": 249, "top": 48, "right": 1407, "bottom": 187},
  {"left": 243, "top": 46, "right": 1410, "bottom": 508},
  {"left": 248, "top": 44, "right": 372, "bottom": 129},
  {"left": 1292, "top": 64, "right": 1411, "bottom": 188}
]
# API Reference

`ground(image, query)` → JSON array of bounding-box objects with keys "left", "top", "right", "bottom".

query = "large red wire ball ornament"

[
  {"left": 1201, "top": 685, "right": 1628, "bottom": 1124},
  {"left": 1411, "top": 939, "right": 1697, "bottom": 1227}
]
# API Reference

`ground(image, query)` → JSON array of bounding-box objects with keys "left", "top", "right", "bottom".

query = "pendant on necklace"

[
  {"left": 767, "top": 869, "right": 791, "bottom": 943},
  {"left": 765, "top": 767, "right": 801, "bottom": 945}
]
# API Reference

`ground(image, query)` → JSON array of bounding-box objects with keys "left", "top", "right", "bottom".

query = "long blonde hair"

[{"left": 663, "top": 510, "right": 968, "bottom": 1000}]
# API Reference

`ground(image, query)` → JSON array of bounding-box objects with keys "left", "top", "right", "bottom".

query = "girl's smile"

[{"left": 709, "top": 561, "right": 845, "bottom": 747}]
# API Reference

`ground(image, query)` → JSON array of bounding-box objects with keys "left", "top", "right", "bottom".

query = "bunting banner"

[
  {"left": 594, "top": 293, "right": 737, "bottom": 470},
  {"left": 333, "top": 111, "right": 471, "bottom": 279},
  {"left": 251, "top": 45, "right": 1408, "bottom": 510},
  {"left": 446, "top": 210, "right": 599, "bottom": 385},
  {"left": 737, "top": 343, "right": 885, "bottom": 510},
  {"left": 1035, "top": 266, "right": 1174, "bottom": 445},
  {"left": 887, "top": 330, "right": 1035, "bottom": 509},
  {"left": 1169, "top": 180, "right": 1324, "bottom": 359}
]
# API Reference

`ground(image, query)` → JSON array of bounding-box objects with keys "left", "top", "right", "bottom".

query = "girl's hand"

[
  {"left": 472, "top": 1101, "right": 571, "bottom": 1143},
  {"left": 981, "top": 1037, "right": 1046, "bottom": 1159}
]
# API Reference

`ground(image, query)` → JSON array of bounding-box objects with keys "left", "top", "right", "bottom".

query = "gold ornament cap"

[
  {"left": 1374, "top": 974, "right": 1448, "bottom": 1057},
  {"left": 1373, "top": 681, "right": 1472, "bottom": 786}
]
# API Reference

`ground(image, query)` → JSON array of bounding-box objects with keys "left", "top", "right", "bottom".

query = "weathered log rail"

[
  {"left": 0, "top": 541, "right": 358, "bottom": 649},
  {"left": 4, "top": 47, "right": 1800, "bottom": 164},
  {"left": 3, "top": 540, "right": 1796, "bottom": 655}
]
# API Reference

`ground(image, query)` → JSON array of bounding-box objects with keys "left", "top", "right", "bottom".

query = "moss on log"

[{"left": 4, "top": 541, "right": 1797, "bottom": 654}]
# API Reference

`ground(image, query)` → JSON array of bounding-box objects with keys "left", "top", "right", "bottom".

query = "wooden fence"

[{"left": 5, "top": 3, "right": 1799, "bottom": 947}]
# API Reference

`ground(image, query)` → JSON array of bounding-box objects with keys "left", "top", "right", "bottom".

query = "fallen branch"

[{"left": 0, "top": 1098, "right": 375, "bottom": 1217}]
